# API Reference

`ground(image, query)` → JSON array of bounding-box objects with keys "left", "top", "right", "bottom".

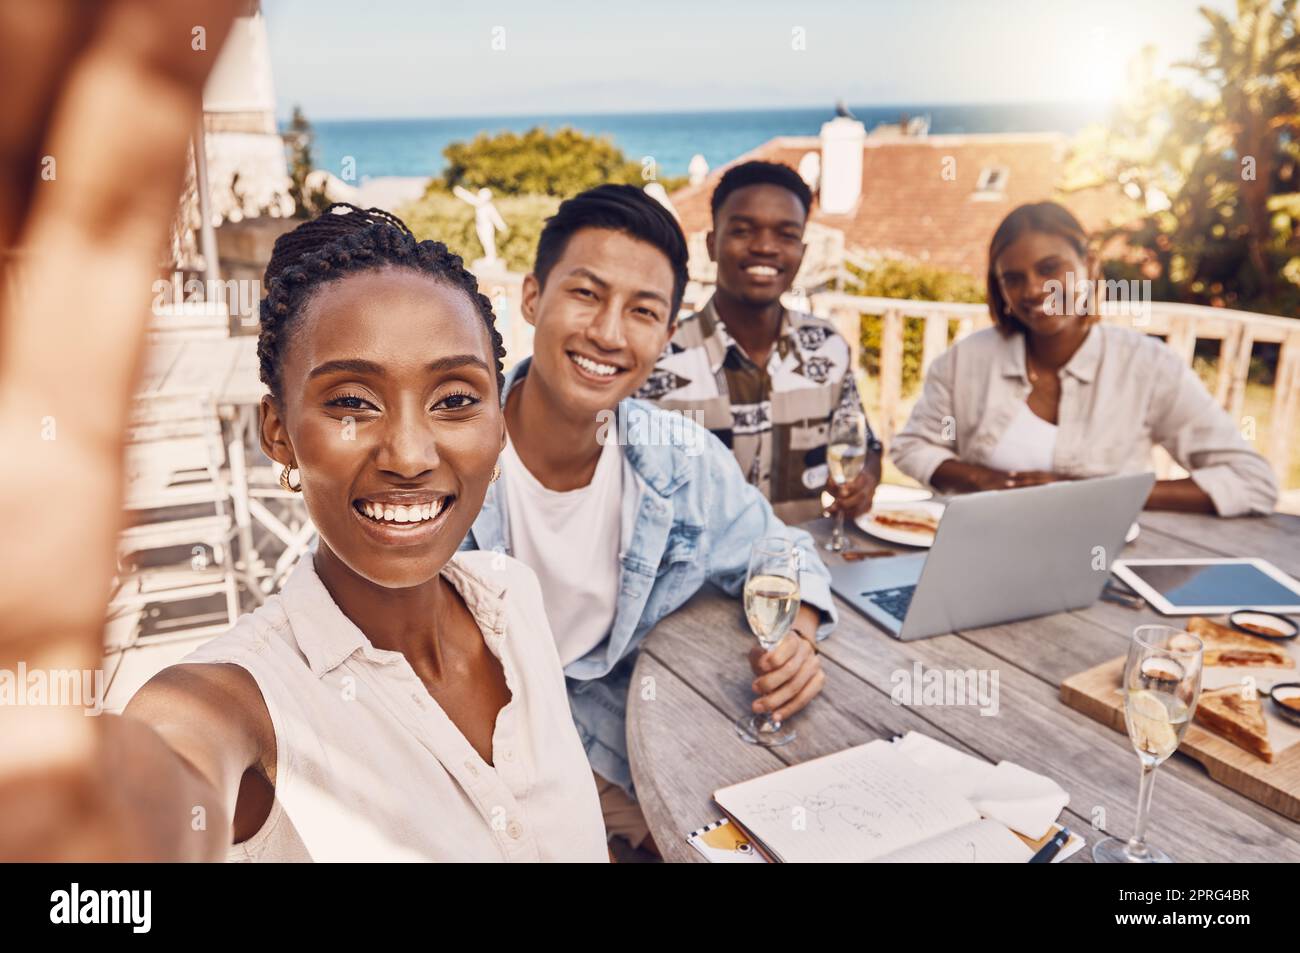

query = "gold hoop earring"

[
  {"left": 279, "top": 463, "right": 302, "bottom": 493},
  {"left": 490, "top": 463, "right": 501, "bottom": 484}
]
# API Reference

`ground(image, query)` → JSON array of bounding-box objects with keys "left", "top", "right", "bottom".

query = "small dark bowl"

[
  {"left": 1269, "top": 682, "right": 1300, "bottom": 726},
  {"left": 1228, "top": 610, "right": 1298, "bottom": 641}
]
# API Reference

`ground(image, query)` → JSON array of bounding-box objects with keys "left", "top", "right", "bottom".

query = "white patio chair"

[
  {"left": 245, "top": 451, "right": 317, "bottom": 595},
  {"left": 107, "top": 390, "right": 241, "bottom": 652}
]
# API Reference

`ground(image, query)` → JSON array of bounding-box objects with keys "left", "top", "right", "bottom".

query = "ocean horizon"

[{"left": 289, "top": 101, "right": 1114, "bottom": 183}]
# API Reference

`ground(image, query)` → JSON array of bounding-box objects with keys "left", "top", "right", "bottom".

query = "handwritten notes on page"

[{"left": 714, "top": 740, "right": 1032, "bottom": 863}]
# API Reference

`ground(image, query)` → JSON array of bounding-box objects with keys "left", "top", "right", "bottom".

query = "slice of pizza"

[
  {"left": 871, "top": 508, "right": 939, "bottom": 534},
  {"left": 1184, "top": 617, "right": 1294, "bottom": 669},
  {"left": 1194, "top": 686, "right": 1274, "bottom": 763}
]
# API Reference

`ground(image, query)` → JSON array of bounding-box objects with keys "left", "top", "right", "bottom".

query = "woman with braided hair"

[{"left": 106, "top": 205, "right": 609, "bottom": 860}]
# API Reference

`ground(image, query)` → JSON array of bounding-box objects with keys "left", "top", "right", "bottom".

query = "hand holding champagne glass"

[
  {"left": 737, "top": 537, "right": 801, "bottom": 746},
  {"left": 826, "top": 406, "right": 867, "bottom": 552},
  {"left": 1093, "top": 624, "right": 1203, "bottom": 863}
]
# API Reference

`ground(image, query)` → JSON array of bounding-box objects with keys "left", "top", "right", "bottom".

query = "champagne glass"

[
  {"left": 826, "top": 406, "right": 867, "bottom": 552},
  {"left": 736, "top": 537, "right": 801, "bottom": 747},
  {"left": 1093, "top": 625, "right": 1203, "bottom": 863}
]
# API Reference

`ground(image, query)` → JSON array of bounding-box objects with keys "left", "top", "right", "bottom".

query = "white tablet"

[{"left": 1110, "top": 558, "right": 1300, "bottom": 616}]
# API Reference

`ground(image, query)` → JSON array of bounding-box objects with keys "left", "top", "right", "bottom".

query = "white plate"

[
  {"left": 855, "top": 505, "right": 1140, "bottom": 549},
  {"left": 820, "top": 483, "right": 933, "bottom": 511},
  {"left": 856, "top": 500, "right": 946, "bottom": 548}
]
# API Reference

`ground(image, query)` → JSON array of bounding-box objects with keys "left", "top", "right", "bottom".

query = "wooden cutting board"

[{"left": 1060, "top": 656, "right": 1300, "bottom": 822}]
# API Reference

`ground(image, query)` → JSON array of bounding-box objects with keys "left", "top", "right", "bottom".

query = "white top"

[
  {"left": 500, "top": 433, "right": 623, "bottom": 667},
  {"left": 179, "top": 550, "right": 609, "bottom": 862},
  {"left": 982, "top": 401, "right": 1059, "bottom": 474}
]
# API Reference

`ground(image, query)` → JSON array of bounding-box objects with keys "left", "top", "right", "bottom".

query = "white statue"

[
  {"left": 643, "top": 182, "right": 680, "bottom": 222},
  {"left": 453, "top": 185, "right": 507, "bottom": 266},
  {"left": 688, "top": 153, "right": 709, "bottom": 187},
  {"left": 797, "top": 151, "right": 821, "bottom": 195}
]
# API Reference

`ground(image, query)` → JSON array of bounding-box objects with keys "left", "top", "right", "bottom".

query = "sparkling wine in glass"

[
  {"left": 736, "top": 537, "right": 801, "bottom": 747},
  {"left": 1093, "top": 624, "right": 1203, "bottom": 864},
  {"left": 826, "top": 407, "right": 867, "bottom": 552}
]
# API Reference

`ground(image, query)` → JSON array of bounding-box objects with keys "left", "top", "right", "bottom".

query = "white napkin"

[{"left": 891, "top": 731, "right": 1069, "bottom": 841}]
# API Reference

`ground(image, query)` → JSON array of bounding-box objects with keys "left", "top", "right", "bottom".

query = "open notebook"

[{"left": 714, "top": 740, "right": 1034, "bottom": 862}]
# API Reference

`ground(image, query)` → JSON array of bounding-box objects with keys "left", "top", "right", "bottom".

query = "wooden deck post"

[
  {"left": 879, "top": 308, "right": 904, "bottom": 446},
  {"left": 921, "top": 311, "right": 949, "bottom": 377},
  {"left": 1166, "top": 313, "right": 1198, "bottom": 367},
  {"left": 1214, "top": 320, "right": 1246, "bottom": 409},
  {"left": 1270, "top": 329, "right": 1300, "bottom": 485},
  {"left": 1227, "top": 322, "right": 1255, "bottom": 425}
]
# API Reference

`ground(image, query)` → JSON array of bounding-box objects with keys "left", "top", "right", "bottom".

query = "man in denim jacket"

[{"left": 460, "top": 185, "right": 835, "bottom": 853}]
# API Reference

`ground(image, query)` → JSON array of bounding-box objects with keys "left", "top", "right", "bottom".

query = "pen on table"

[
  {"left": 1101, "top": 580, "right": 1145, "bottom": 610},
  {"left": 841, "top": 548, "right": 897, "bottom": 561},
  {"left": 1028, "top": 827, "right": 1071, "bottom": 864}
]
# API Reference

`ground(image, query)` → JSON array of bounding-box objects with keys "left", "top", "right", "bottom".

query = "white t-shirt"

[
  {"left": 984, "top": 401, "right": 1059, "bottom": 474},
  {"left": 501, "top": 433, "right": 623, "bottom": 667}
]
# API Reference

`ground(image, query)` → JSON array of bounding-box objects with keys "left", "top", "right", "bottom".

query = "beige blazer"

[{"left": 890, "top": 325, "right": 1278, "bottom": 517}]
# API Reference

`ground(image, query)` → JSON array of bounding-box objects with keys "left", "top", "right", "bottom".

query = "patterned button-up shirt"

[{"left": 637, "top": 296, "right": 875, "bottom": 524}]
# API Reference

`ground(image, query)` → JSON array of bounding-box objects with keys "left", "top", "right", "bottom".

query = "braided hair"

[{"left": 257, "top": 203, "right": 506, "bottom": 402}]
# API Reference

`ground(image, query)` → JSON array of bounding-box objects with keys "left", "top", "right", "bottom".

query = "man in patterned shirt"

[{"left": 637, "top": 160, "right": 882, "bottom": 524}]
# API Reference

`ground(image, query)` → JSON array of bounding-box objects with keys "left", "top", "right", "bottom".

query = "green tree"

[
  {"left": 1064, "top": 1, "right": 1300, "bottom": 313},
  {"left": 284, "top": 105, "right": 328, "bottom": 219},
  {"left": 1190, "top": 0, "right": 1300, "bottom": 298},
  {"left": 437, "top": 126, "right": 687, "bottom": 198}
]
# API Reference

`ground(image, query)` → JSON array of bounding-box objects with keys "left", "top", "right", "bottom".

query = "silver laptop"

[{"left": 829, "top": 473, "right": 1155, "bottom": 640}]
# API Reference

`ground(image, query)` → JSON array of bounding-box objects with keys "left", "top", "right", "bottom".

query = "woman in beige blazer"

[{"left": 891, "top": 202, "right": 1277, "bottom": 517}]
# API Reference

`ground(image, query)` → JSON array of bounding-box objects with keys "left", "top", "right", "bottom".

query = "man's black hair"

[
  {"left": 709, "top": 160, "right": 813, "bottom": 219},
  {"left": 533, "top": 184, "right": 689, "bottom": 318}
]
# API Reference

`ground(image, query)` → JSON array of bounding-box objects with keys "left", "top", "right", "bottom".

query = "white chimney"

[{"left": 818, "top": 116, "right": 865, "bottom": 215}]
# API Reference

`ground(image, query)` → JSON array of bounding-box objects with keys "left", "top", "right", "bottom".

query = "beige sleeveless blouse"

[{"left": 180, "top": 549, "right": 608, "bottom": 862}]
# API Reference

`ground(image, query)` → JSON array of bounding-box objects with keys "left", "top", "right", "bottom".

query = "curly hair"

[
  {"left": 710, "top": 160, "right": 813, "bottom": 218},
  {"left": 257, "top": 203, "right": 506, "bottom": 402}
]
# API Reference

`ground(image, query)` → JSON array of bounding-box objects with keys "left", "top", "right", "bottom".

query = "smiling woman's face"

[
  {"left": 994, "top": 230, "right": 1094, "bottom": 339},
  {"left": 260, "top": 266, "right": 504, "bottom": 590}
]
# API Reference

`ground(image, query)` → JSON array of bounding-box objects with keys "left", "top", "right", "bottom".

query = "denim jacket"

[{"left": 460, "top": 357, "right": 837, "bottom": 794}]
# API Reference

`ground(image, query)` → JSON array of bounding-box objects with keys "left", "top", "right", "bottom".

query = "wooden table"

[{"left": 627, "top": 509, "right": 1300, "bottom": 862}]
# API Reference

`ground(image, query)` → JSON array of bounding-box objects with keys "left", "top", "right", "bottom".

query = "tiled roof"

[{"left": 669, "top": 132, "right": 1136, "bottom": 278}]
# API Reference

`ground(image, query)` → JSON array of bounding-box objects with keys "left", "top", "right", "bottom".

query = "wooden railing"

[
  {"left": 808, "top": 293, "right": 1300, "bottom": 485},
  {"left": 472, "top": 262, "right": 1300, "bottom": 487}
]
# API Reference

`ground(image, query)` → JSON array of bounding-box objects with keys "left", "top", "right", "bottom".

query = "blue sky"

[{"left": 264, "top": 0, "right": 1235, "bottom": 119}]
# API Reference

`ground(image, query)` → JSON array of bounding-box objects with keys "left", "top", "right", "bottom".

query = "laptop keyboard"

[{"left": 864, "top": 585, "right": 916, "bottom": 622}]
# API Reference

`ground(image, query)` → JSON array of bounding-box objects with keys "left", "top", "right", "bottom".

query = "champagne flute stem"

[
  {"left": 1128, "top": 760, "right": 1159, "bottom": 858},
  {"left": 833, "top": 509, "right": 845, "bottom": 549}
]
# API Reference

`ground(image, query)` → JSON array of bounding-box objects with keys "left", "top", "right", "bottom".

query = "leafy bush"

[
  {"left": 439, "top": 126, "right": 687, "bottom": 198},
  {"left": 397, "top": 191, "right": 561, "bottom": 273},
  {"left": 842, "top": 258, "right": 986, "bottom": 394}
]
